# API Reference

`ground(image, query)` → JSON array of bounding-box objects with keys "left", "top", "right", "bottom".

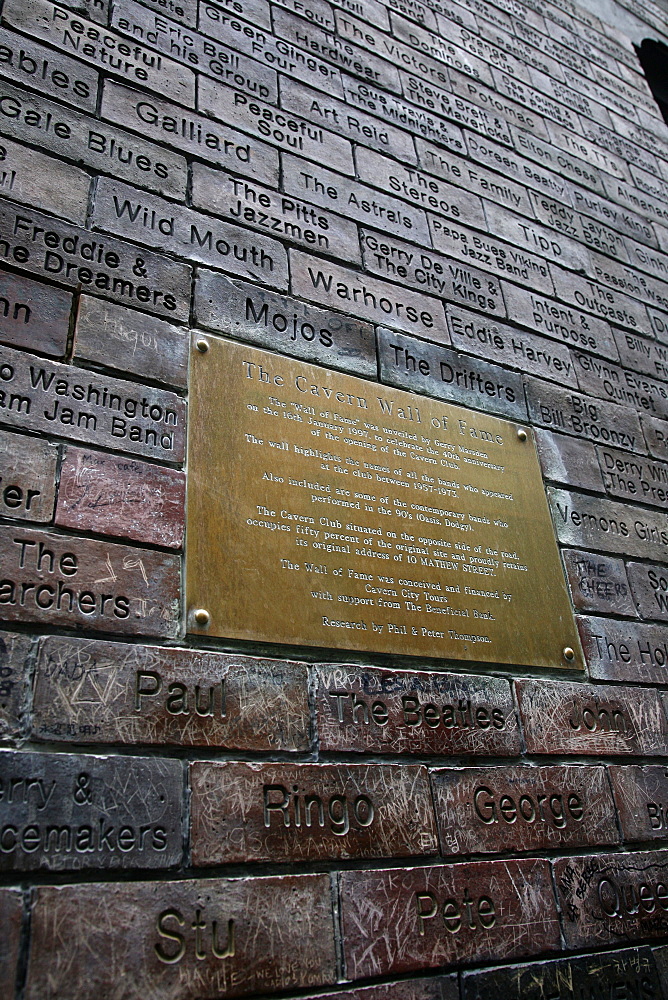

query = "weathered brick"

[
  {"left": 191, "top": 762, "right": 437, "bottom": 864},
  {"left": 0, "top": 26, "right": 99, "bottom": 110},
  {"left": 516, "top": 679, "right": 668, "bottom": 756},
  {"left": 0, "top": 631, "right": 31, "bottom": 742},
  {"left": 0, "top": 270, "right": 72, "bottom": 356},
  {"left": 561, "top": 548, "right": 636, "bottom": 616},
  {"left": 56, "top": 446, "right": 185, "bottom": 548},
  {"left": 501, "top": 283, "right": 618, "bottom": 359},
  {"left": 534, "top": 429, "right": 604, "bottom": 490},
  {"left": 609, "top": 765, "right": 668, "bottom": 843},
  {"left": 0, "top": 749, "right": 182, "bottom": 871},
  {"left": 525, "top": 376, "right": 643, "bottom": 452},
  {"left": 32, "top": 638, "right": 309, "bottom": 749},
  {"left": 0, "top": 527, "right": 180, "bottom": 637},
  {"left": 548, "top": 487, "right": 668, "bottom": 561},
  {"left": 597, "top": 444, "right": 668, "bottom": 509},
  {"left": 24, "top": 875, "right": 336, "bottom": 999},
  {"left": 461, "top": 947, "right": 663, "bottom": 1000},
  {"left": 578, "top": 614, "right": 668, "bottom": 683},
  {"left": 430, "top": 765, "right": 619, "bottom": 854},
  {"left": 654, "top": 944, "right": 668, "bottom": 989},
  {"left": 299, "top": 979, "right": 458, "bottom": 1000},
  {"left": 0, "top": 887, "right": 22, "bottom": 1000},
  {"left": 0, "top": 135, "right": 90, "bottom": 224},
  {"left": 340, "top": 860, "right": 560, "bottom": 979},
  {"left": 642, "top": 415, "right": 668, "bottom": 463},
  {"left": 74, "top": 296, "right": 189, "bottom": 389},
  {"left": 554, "top": 851, "right": 668, "bottom": 949},
  {"left": 316, "top": 664, "right": 520, "bottom": 756},
  {"left": 627, "top": 562, "right": 668, "bottom": 623},
  {"left": 0, "top": 429, "right": 57, "bottom": 523}
]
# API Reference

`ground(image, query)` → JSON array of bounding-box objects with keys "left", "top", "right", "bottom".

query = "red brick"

[
  {"left": 340, "top": 860, "right": 560, "bottom": 979},
  {"left": 0, "top": 631, "right": 32, "bottom": 742},
  {"left": 0, "top": 429, "right": 58, "bottom": 523},
  {"left": 0, "top": 887, "right": 22, "bottom": 1000},
  {"left": 0, "top": 270, "right": 72, "bottom": 356},
  {"left": 190, "top": 762, "right": 438, "bottom": 864},
  {"left": 516, "top": 679, "right": 668, "bottom": 756},
  {"left": 300, "top": 979, "right": 458, "bottom": 1000},
  {"left": 316, "top": 664, "right": 519, "bottom": 756},
  {"left": 430, "top": 766, "right": 619, "bottom": 855},
  {"left": 24, "top": 875, "right": 336, "bottom": 1000},
  {"left": 32, "top": 638, "right": 309, "bottom": 749},
  {"left": 554, "top": 851, "right": 668, "bottom": 949},
  {"left": 0, "top": 527, "right": 180, "bottom": 637},
  {"left": 56, "top": 446, "right": 185, "bottom": 548},
  {"left": 609, "top": 765, "right": 668, "bottom": 843}
]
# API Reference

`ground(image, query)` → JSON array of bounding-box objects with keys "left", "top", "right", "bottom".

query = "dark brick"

[
  {"left": 194, "top": 272, "right": 376, "bottom": 377},
  {"left": 0, "top": 527, "right": 180, "bottom": 637},
  {"left": 597, "top": 444, "right": 668, "bottom": 509},
  {"left": 578, "top": 614, "right": 668, "bottom": 683},
  {"left": 461, "top": 947, "right": 664, "bottom": 1000},
  {"left": 627, "top": 562, "right": 668, "bottom": 623},
  {"left": 609, "top": 765, "right": 668, "bottom": 843},
  {"left": 0, "top": 26, "right": 99, "bottom": 111},
  {"left": 340, "top": 860, "right": 560, "bottom": 979},
  {"left": 74, "top": 296, "right": 189, "bottom": 389},
  {"left": 484, "top": 201, "right": 592, "bottom": 273},
  {"left": 191, "top": 762, "right": 437, "bottom": 864},
  {"left": 0, "top": 887, "right": 22, "bottom": 1000},
  {"left": 389, "top": 18, "right": 495, "bottom": 86},
  {"left": 0, "top": 135, "right": 90, "bottom": 224},
  {"left": 525, "top": 376, "right": 643, "bottom": 453},
  {"left": 24, "top": 874, "right": 336, "bottom": 999},
  {"left": 0, "top": 344, "right": 186, "bottom": 462},
  {"left": 562, "top": 548, "right": 636, "bottom": 616},
  {"left": 508, "top": 126, "right": 606, "bottom": 195},
  {"left": 0, "top": 631, "right": 31, "bottom": 742},
  {"left": 555, "top": 851, "right": 668, "bottom": 948},
  {"left": 546, "top": 122, "right": 631, "bottom": 180},
  {"left": 516, "top": 679, "right": 668, "bottom": 756},
  {"left": 316, "top": 664, "right": 520, "bottom": 756},
  {"left": 0, "top": 270, "right": 72, "bottom": 356},
  {"left": 299, "top": 979, "right": 458, "bottom": 1000},
  {"left": 534, "top": 429, "right": 604, "bottom": 491},
  {"left": 573, "top": 350, "right": 668, "bottom": 422},
  {"left": 0, "top": 430, "right": 57, "bottom": 523},
  {"left": 0, "top": 749, "right": 182, "bottom": 871},
  {"left": 32, "top": 638, "right": 309, "bottom": 749},
  {"left": 550, "top": 268, "right": 651, "bottom": 337},
  {"left": 613, "top": 327, "right": 668, "bottom": 381},
  {"left": 501, "top": 283, "right": 618, "bottom": 359},
  {"left": 643, "top": 415, "right": 668, "bottom": 463},
  {"left": 548, "top": 487, "right": 668, "bottom": 561},
  {"left": 430, "top": 765, "right": 618, "bottom": 854},
  {"left": 137, "top": 0, "right": 196, "bottom": 23}
]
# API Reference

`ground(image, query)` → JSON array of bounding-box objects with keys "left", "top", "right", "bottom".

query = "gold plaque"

[{"left": 187, "top": 336, "right": 582, "bottom": 670}]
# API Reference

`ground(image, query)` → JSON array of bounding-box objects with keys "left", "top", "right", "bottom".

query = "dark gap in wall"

[{"left": 635, "top": 38, "right": 668, "bottom": 124}]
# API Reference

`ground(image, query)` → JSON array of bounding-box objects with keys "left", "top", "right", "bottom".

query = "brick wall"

[{"left": 1, "top": 0, "right": 668, "bottom": 995}]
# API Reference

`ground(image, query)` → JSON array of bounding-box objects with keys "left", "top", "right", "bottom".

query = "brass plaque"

[{"left": 187, "top": 336, "right": 582, "bottom": 670}]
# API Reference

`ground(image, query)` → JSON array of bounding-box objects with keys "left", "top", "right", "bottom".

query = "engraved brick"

[
  {"left": 333, "top": 0, "right": 391, "bottom": 30},
  {"left": 508, "top": 126, "right": 606, "bottom": 195},
  {"left": 0, "top": 631, "right": 31, "bottom": 742},
  {"left": 0, "top": 526, "right": 180, "bottom": 637},
  {"left": 0, "top": 429, "right": 57, "bottom": 523},
  {"left": 362, "top": 231, "right": 506, "bottom": 319},
  {"left": 461, "top": 947, "right": 663, "bottom": 1000},
  {"left": 379, "top": 328, "right": 527, "bottom": 421},
  {"left": 431, "top": 765, "right": 618, "bottom": 854},
  {"left": 278, "top": 77, "right": 413, "bottom": 165},
  {"left": 627, "top": 562, "right": 668, "bottom": 623},
  {"left": 446, "top": 305, "right": 574, "bottom": 385},
  {"left": 192, "top": 162, "right": 361, "bottom": 263},
  {"left": 562, "top": 548, "right": 636, "bottom": 616},
  {"left": 0, "top": 270, "right": 71, "bottom": 356},
  {"left": 568, "top": 184, "right": 658, "bottom": 249},
  {"left": 546, "top": 120, "right": 630, "bottom": 180},
  {"left": 554, "top": 851, "right": 668, "bottom": 949},
  {"left": 516, "top": 679, "right": 668, "bottom": 756},
  {"left": 0, "top": 203, "right": 191, "bottom": 321},
  {"left": 191, "top": 761, "right": 437, "bottom": 863},
  {"left": 579, "top": 614, "right": 668, "bottom": 683},
  {"left": 466, "top": 130, "right": 577, "bottom": 203},
  {"left": 581, "top": 118, "right": 663, "bottom": 175},
  {"left": 613, "top": 328, "right": 668, "bottom": 382},
  {"left": 0, "top": 887, "right": 22, "bottom": 1000},
  {"left": 136, "top": 0, "right": 197, "bottom": 25},
  {"left": 340, "top": 859, "right": 559, "bottom": 978},
  {"left": 573, "top": 350, "right": 668, "bottom": 421},
  {"left": 400, "top": 71, "right": 513, "bottom": 149},
  {"left": 93, "top": 177, "right": 287, "bottom": 289},
  {"left": 389, "top": 16, "right": 495, "bottom": 86},
  {"left": 290, "top": 250, "right": 446, "bottom": 339},
  {"left": 101, "top": 80, "right": 277, "bottom": 187},
  {"left": 654, "top": 945, "right": 668, "bottom": 991},
  {"left": 200, "top": 0, "right": 271, "bottom": 31},
  {"left": 0, "top": 134, "right": 90, "bottom": 224},
  {"left": 3, "top": 0, "right": 195, "bottom": 106},
  {"left": 56, "top": 446, "right": 185, "bottom": 549},
  {"left": 24, "top": 875, "right": 336, "bottom": 999},
  {"left": 315, "top": 664, "right": 520, "bottom": 756},
  {"left": 198, "top": 78, "right": 354, "bottom": 174},
  {"left": 529, "top": 190, "right": 631, "bottom": 265},
  {"left": 0, "top": 749, "right": 182, "bottom": 871},
  {"left": 301, "top": 979, "right": 458, "bottom": 1000},
  {"left": 0, "top": 79, "right": 186, "bottom": 200},
  {"left": 525, "top": 376, "right": 643, "bottom": 453},
  {"left": 74, "top": 296, "right": 188, "bottom": 389},
  {"left": 550, "top": 268, "right": 651, "bottom": 336},
  {"left": 0, "top": 26, "right": 98, "bottom": 111},
  {"left": 597, "top": 444, "right": 668, "bottom": 509},
  {"left": 643, "top": 415, "right": 668, "bottom": 463},
  {"left": 194, "top": 272, "right": 376, "bottom": 376},
  {"left": 534, "top": 429, "right": 604, "bottom": 491},
  {"left": 500, "top": 282, "right": 618, "bottom": 359},
  {"left": 32, "top": 638, "right": 309, "bottom": 749},
  {"left": 281, "top": 154, "right": 431, "bottom": 246},
  {"left": 451, "top": 77, "right": 550, "bottom": 143},
  {"left": 525, "top": 68, "right": 613, "bottom": 131},
  {"left": 57, "top": 0, "right": 109, "bottom": 23},
  {"left": 548, "top": 487, "right": 668, "bottom": 561},
  {"left": 590, "top": 250, "right": 668, "bottom": 320},
  {"left": 647, "top": 307, "right": 668, "bottom": 346},
  {"left": 112, "top": 0, "right": 279, "bottom": 103},
  {"left": 603, "top": 172, "right": 668, "bottom": 235},
  {"left": 0, "top": 344, "right": 186, "bottom": 461},
  {"left": 609, "top": 765, "right": 668, "bottom": 843}
]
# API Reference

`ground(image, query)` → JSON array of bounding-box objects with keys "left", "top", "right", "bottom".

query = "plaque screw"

[
  {"left": 193, "top": 608, "right": 210, "bottom": 626},
  {"left": 563, "top": 646, "right": 575, "bottom": 662},
  {"left": 195, "top": 339, "right": 209, "bottom": 353},
  {"left": 517, "top": 428, "right": 527, "bottom": 442}
]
